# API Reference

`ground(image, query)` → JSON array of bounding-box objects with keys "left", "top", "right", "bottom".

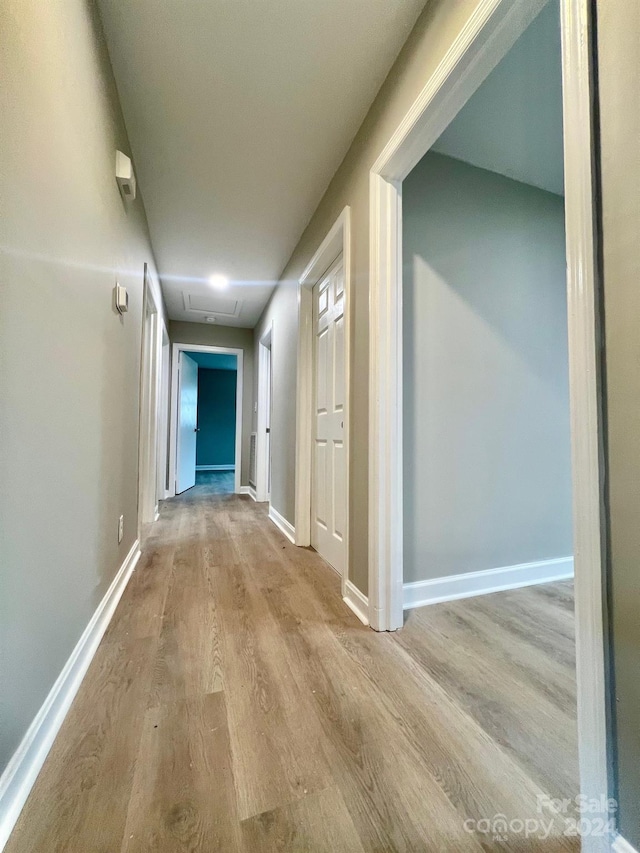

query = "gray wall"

[
  {"left": 403, "top": 153, "right": 572, "bottom": 583},
  {"left": 597, "top": 0, "right": 640, "bottom": 845},
  {"left": 196, "top": 369, "right": 237, "bottom": 467},
  {"left": 0, "top": 0, "right": 164, "bottom": 771},
  {"left": 169, "top": 322, "right": 254, "bottom": 487},
  {"left": 253, "top": 0, "right": 500, "bottom": 595}
]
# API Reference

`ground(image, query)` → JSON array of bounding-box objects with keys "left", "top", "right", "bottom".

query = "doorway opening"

[
  {"left": 256, "top": 325, "right": 273, "bottom": 504},
  {"left": 138, "top": 265, "right": 164, "bottom": 535},
  {"left": 368, "top": 0, "right": 608, "bottom": 846},
  {"left": 169, "top": 343, "right": 243, "bottom": 496}
]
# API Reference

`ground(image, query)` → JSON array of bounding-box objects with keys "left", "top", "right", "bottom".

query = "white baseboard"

[
  {"left": 614, "top": 835, "right": 639, "bottom": 853},
  {"left": 0, "top": 538, "right": 141, "bottom": 850},
  {"left": 403, "top": 556, "right": 574, "bottom": 610},
  {"left": 343, "top": 580, "right": 370, "bottom": 626},
  {"left": 196, "top": 464, "right": 235, "bottom": 472},
  {"left": 268, "top": 505, "right": 295, "bottom": 544},
  {"left": 238, "top": 486, "right": 252, "bottom": 497}
]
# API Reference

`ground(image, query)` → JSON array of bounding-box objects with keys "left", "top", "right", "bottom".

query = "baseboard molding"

[
  {"left": 343, "top": 580, "right": 370, "bottom": 626},
  {"left": 239, "top": 486, "right": 253, "bottom": 497},
  {"left": 0, "top": 538, "right": 141, "bottom": 850},
  {"left": 403, "top": 556, "right": 574, "bottom": 610},
  {"left": 196, "top": 464, "right": 235, "bottom": 472},
  {"left": 614, "top": 835, "right": 640, "bottom": 853},
  {"left": 268, "top": 505, "right": 295, "bottom": 544}
]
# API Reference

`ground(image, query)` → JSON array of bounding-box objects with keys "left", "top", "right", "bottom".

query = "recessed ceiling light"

[
  {"left": 205, "top": 316, "right": 216, "bottom": 323},
  {"left": 209, "top": 273, "right": 228, "bottom": 289}
]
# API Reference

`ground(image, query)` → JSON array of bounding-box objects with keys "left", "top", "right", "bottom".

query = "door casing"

[
  {"left": 137, "top": 265, "right": 164, "bottom": 535},
  {"left": 367, "top": 0, "right": 610, "bottom": 846},
  {"left": 256, "top": 324, "right": 273, "bottom": 503},
  {"left": 169, "top": 343, "right": 244, "bottom": 496}
]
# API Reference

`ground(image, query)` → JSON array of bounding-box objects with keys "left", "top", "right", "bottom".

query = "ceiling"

[
  {"left": 432, "top": 0, "right": 564, "bottom": 196},
  {"left": 186, "top": 352, "right": 237, "bottom": 371},
  {"left": 98, "top": 0, "right": 427, "bottom": 327}
]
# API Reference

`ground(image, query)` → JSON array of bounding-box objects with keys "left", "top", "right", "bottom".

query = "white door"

[
  {"left": 176, "top": 352, "right": 198, "bottom": 494},
  {"left": 312, "top": 255, "right": 346, "bottom": 574}
]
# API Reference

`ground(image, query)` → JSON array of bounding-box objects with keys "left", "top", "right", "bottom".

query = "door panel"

[
  {"left": 333, "top": 439, "right": 345, "bottom": 541},
  {"left": 314, "top": 440, "right": 328, "bottom": 528},
  {"left": 176, "top": 352, "right": 198, "bottom": 493},
  {"left": 311, "top": 255, "right": 346, "bottom": 574},
  {"left": 333, "top": 311, "right": 345, "bottom": 409}
]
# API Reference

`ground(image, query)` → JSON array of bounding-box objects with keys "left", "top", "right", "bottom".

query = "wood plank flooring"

[{"left": 5, "top": 485, "right": 579, "bottom": 852}]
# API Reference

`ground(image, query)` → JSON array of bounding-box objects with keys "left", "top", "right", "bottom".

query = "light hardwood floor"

[{"left": 6, "top": 486, "right": 579, "bottom": 852}]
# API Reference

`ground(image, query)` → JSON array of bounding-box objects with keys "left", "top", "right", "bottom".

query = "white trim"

[
  {"left": 367, "top": 0, "right": 610, "bottom": 841},
  {"left": 559, "top": 0, "right": 611, "bottom": 842},
  {"left": 157, "top": 326, "right": 171, "bottom": 505},
  {"left": 613, "top": 836, "right": 639, "bottom": 853},
  {"left": 403, "top": 557, "right": 574, "bottom": 610},
  {"left": 268, "top": 505, "right": 296, "bottom": 544},
  {"left": 343, "top": 580, "right": 369, "bottom": 626},
  {"left": 195, "top": 465, "right": 235, "bottom": 472},
  {"left": 296, "top": 207, "right": 352, "bottom": 602},
  {"left": 169, "top": 343, "right": 244, "bottom": 496},
  {"left": 0, "top": 538, "right": 141, "bottom": 850},
  {"left": 368, "top": 0, "right": 547, "bottom": 634},
  {"left": 138, "top": 267, "right": 162, "bottom": 538},
  {"left": 239, "top": 485, "right": 256, "bottom": 499},
  {"left": 256, "top": 324, "right": 273, "bottom": 503}
]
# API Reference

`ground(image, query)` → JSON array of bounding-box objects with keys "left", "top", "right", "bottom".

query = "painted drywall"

[
  {"left": 253, "top": 0, "right": 547, "bottom": 595},
  {"left": 597, "top": 0, "right": 640, "bottom": 845},
  {"left": 402, "top": 153, "right": 572, "bottom": 583},
  {"left": 196, "top": 369, "right": 238, "bottom": 467},
  {"left": 432, "top": 0, "right": 564, "bottom": 196},
  {"left": 169, "top": 322, "right": 254, "bottom": 487},
  {"left": 0, "top": 0, "right": 165, "bottom": 772}
]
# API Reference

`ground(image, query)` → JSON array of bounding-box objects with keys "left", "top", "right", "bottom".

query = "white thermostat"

[
  {"left": 115, "top": 150, "right": 136, "bottom": 201},
  {"left": 114, "top": 282, "right": 128, "bottom": 314}
]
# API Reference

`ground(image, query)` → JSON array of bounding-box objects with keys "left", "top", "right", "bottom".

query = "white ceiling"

[
  {"left": 432, "top": 0, "right": 564, "bottom": 196},
  {"left": 98, "top": 0, "right": 427, "bottom": 327}
]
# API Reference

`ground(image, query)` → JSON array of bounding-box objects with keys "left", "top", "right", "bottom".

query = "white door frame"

[
  {"left": 256, "top": 323, "right": 273, "bottom": 503},
  {"left": 138, "top": 265, "right": 162, "bottom": 534},
  {"left": 169, "top": 343, "right": 244, "bottom": 496},
  {"left": 157, "top": 326, "right": 171, "bottom": 500},
  {"left": 368, "top": 0, "right": 609, "bottom": 845},
  {"left": 295, "top": 207, "right": 351, "bottom": 594}
]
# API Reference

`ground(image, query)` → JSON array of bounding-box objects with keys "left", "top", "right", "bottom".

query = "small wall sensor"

[
  {"left": 114, "top": 282, "right": 129, "bottom": 314},
  {"left": 115, "top": 150, "right": 136, "bottom": 201}
]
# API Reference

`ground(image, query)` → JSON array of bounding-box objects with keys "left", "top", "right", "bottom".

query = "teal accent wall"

[{"left": 196, "top": 368, "right": 237, "bottom": 467}]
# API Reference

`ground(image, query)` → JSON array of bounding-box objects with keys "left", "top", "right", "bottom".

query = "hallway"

[{"left": 6, "top": 486, "right": 578, "bottom": 853}]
